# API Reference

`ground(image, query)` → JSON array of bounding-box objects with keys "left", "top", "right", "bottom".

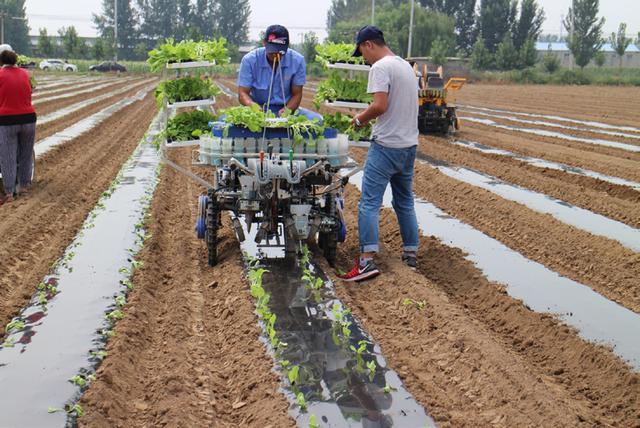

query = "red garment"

[{"left": 0, "top": 66, "right": 35, "bottom": 117}]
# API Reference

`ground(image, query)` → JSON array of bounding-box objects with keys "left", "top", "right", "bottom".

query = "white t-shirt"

[{"left": 367, "top": 55, "right": 419, "bottom": 148}]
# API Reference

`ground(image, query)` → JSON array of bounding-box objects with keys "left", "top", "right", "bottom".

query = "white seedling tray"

[
  {"left": 166, "top": 61, "right": 216, "bottom": 70},
  {"left": 167, "top": 98, "right": 216, "bottom": 109},
  {"left": 164, "top": 139, "right": 202, "bottom": 148},
  {"left": 327, "top": 63, "right": 371, "bottom": 72},
  {"left": 325, "top": 100, "right": 369, "bottom": 109}
]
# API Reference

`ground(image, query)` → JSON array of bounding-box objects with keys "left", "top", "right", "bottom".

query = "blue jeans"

[{"left": 359, "top": 142, "right": 419, "bottom": 254}]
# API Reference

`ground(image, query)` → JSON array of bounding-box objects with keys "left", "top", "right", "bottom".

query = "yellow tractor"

[{"left": 414, "top": 64, "right": 466, "bottom": 135}]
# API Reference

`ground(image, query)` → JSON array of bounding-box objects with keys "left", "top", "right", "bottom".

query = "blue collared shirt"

[{"left": 237, "top": 47, "right": 307, "bottom": 106}]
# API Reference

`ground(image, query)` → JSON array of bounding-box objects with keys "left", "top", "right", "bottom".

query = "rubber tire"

[
  {"left": 206, "top": 195, "right": 219, "bottom": 267},
  {"left": 321, "top": 194, "right": 338, "bottom": 267}
]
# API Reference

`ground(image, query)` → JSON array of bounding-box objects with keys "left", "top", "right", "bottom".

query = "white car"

[{"left": 39, "top": 59, "right": 78, "bottom": 72}]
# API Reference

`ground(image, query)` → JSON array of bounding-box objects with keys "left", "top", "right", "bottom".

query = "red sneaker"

[{"left": 338, "top": 258, "right": 380, "bottom": 282}]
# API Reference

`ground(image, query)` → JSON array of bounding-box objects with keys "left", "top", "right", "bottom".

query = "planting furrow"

[
  {"left": 461, "top": 116, "right": 640, "bottom": 153},
  {"left": 458, "top": 84, "right": 640, "bottom": 126},
  {"left": 328, "top": 176, "right": 640, "bottom": 426},
  {"left": 349, "top": 148, "right": 640, "bottom": 314},
  {"left": 36, "top": 78, "right": 158, "bottom": 141},
  {"left": 0, "top": 119, "right": 162, "bottom": 426},
  {"left": 0, "top": 92, "right": 157, "bottom": 328},
  {"left": 32, "top": 78, "right": 137, "bottom": 106},
  {"left": 458, "top": 124, "right": 640, "bottom": 182},
  {"left": 460, "top": 107, "right": 640, "bottom": 141},
  {"left": 78, "top": 143, "right": 295, "bottom": 427},
  {"left": 415, "top": 153, "right": 640, "bottom": 247},
  {"left": 37, "top": 84, "right": 156, "bottom": 157},
  {"left": 32, "top": 77, "right": 120, "bottom": 99},
  {"left": 450, "top": 139, "right": 640, "bottom": 192}
]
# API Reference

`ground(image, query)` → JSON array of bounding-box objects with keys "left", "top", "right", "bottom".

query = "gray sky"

[{"left": 25, "top": 0, "right": 640, "bottom": 41}]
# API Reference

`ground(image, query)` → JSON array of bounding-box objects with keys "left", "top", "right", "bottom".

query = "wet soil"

[
  {"left": 35, "top": 79, "right": 156, "bottom": 141},
  {"left": 78, "top": 147, "right": 294, "bottom": 427},
  {"left": 419, "top": 137, "right": 640, "bottom": 228},
  {"left": 0, "top": 92, "right": 157, "bottom": 328},
  {"left": 458, "top": 83, "right": 640, "bottom": 127},
  {"left": 320, "top": 182, "right": 640, "bottom": 427}
]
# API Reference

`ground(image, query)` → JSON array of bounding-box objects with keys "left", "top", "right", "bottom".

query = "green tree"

[
  {"left": 93, "top": 0, "right": 139, "bottom": 60},
  {"left": 518, "top": 37, "right": 537, "bottom": 68},
  {"left": 495, "top": 32, "right": 518, "bottom": 70},
  {"left": 58, "top": 26, "right": 80, "bottom": 58},
  {"left": 93, "top": 37, "right": 106, "bottom": 60},
  {"left": 327, "top": 0, "right": 369, "bottom": 30},
  {"left": 594, "top": 50, "right": 605, "bottom": 67},
  {"left": 542, "top": 45, "right": 560, "bottom": 72},
  {"left": 470, "top": 37, "right": 493, "bottom": 69},
  {"left": 563, "top": 0, "right": 605, "bottom": 68},
  {"left": 214, "top": 0, "right": 250, "bottom": 46},
  {"left": 137, "top": 0, "right": 179, "bottom": 41},
  {"left": 454, "top": 0, "right": 478, "bottom": 55},
  {"left": 193, "top": 0, "right": 215, "bottom": 39},
  {"left": 174, "top": 0, "right": 193, "bottom": 41},
  {"left": 301, "top": 32, "right": 319, "bottom": 64},
  {"left": 513, "top": 0, "right": 545, "bottom": 50},
  {"left": 609, "top": 22, "right": 631, "bottom": 68},
  {"left": 37, "top": 28, "right": 54, "bottom": 57},
  {"left": 430, "top": 37, "right": 451, "bottom": 66},
  {"left": 479, "top": 0, "right": 517, "bottom": 52},
  {"left": 1, "top": 0, "right": 30, "bottom": 53}
]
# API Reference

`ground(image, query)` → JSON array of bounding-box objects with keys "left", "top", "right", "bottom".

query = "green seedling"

[
  {"left": 5, "top": 320, "right": 25, "bottom": 333},
  {"left": 48, "top": 407, "right": 63, "bottom": 414},
  {"left": 309, "top": 414, "right": 320, "bottom": 428},
  {"left": 37, "top": 291, "right": 48, "bottom": 306},
  {"left": 115, "top": 295, "right": 127, "bottom": 308},
  {"left": 106, "top": 310, "right": 124, "bottom": 324},
  {"left": 131, "top": 260, "right": 143, "bottom": 270},
  {"left": 402, "top": 298, "right": 426, "bottom": 311},
  {"left": 90, "top": 350, "right": 108, "bottom": 359},
  {"left": 2, "top": 337, "right": 16, "bottom": 348},
  {"left": 384, "top": 384, "right": 391, "bottom": 394},
  {"left": 366, "top": 360, "right": 377, "bottom": 378},
  {"left": 296, "top": 392, "right": 307, "bottom": 410},
  {"left": 68, "top": 404, "right": 85, "bottom": 417},
  {"left": 69, "top": 375, "right": 87, "bottom": 387},
  {"left": 288, "top": 365, "right": 300, "bottom": 385},
  {"left": 122, "top": 279, "right": 134, "bottom": 291},
  {"left": 118, "top": 267, "right": 130, "bottom": 275}
]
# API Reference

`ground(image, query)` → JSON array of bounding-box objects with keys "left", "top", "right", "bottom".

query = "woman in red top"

[{"left": 0, "top": 45, "right": 37, "bottom": 205}]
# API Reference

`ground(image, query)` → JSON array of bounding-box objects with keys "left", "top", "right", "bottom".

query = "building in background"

[{"left": 536, "top": 42, "right": 640, "bottom": 68}]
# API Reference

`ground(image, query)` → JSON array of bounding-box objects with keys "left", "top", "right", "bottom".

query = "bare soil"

[
  {"left": 79, "top": 146, "right": 294, "bottom": 427},
  {"left": 0, "top": 92, "right": 157, "bottom": 327}
]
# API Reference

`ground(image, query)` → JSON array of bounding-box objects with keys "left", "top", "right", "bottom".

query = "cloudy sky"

[{"left": 25, "top": 0, "right": 640, "bottom": 42}]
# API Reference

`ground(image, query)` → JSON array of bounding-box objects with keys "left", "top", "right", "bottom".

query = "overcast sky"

[{"left": 25, "top": 0, "right": 640, "bottom": 42}]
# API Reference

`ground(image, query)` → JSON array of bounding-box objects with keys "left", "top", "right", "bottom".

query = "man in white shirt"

[{"left": 339, "top": 26, "right": 420, "bottom": 282}]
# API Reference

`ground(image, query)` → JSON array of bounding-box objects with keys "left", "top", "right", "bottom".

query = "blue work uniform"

[{"left": 237, "top": 47, "right": 322, "bottom": 122}]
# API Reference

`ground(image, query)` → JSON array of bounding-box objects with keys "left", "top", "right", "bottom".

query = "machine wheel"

[
  {"left": 206, "top": 192, "right": 219, "bottom": 267},
  {"left": 196, "top": 195, "right": 208, "bottom": 239},
  {"left": 320, "top": 194, "right": 339, "bottom": 267}
]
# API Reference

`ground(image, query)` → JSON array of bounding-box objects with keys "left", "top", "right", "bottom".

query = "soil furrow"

[
  {"left": 321, "top": 181, "right": 640, "bottom": 427},
  {"left": 458, "top": 84, "right": 640, "bottom": 126},
  {"left": 419, "top": 136, "right": 640, "bottom": 227},
  {"left": 35, "top": 79, "right": 157, "bottom": 141},
  {"left": 0, "top": 92, "right": 157, "bottom": 328},
  {"left": 78, "top": 147, "right": 294, "bottom": 427},
  {"left": 34, "top": 77, "right": 141, "bottom": 117},
  {"left": 458, "top": 124, "right": 640, "bottom": 182},
  {"left": 348, "top": 148, "right": 640, "bottom": 314}
]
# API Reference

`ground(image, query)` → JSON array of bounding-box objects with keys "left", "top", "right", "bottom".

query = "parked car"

[
  {"left": 89, "top": 61, "right": 127, "bottom": 73},
  {"left": 39, "top": 59, "right": 78, "bottom": 72}
]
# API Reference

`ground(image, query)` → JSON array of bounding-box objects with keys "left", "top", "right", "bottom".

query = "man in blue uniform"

[{"left": 237, "top": 24, "right": 321, "bottom": 121}]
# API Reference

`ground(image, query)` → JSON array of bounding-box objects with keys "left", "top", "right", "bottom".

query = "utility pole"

[
  {"left": 0, "top": 12, "right": 26, "bottom": 45},
  {"left": 407, "top": 0, "right": 415, "bottom": 58},
  {"left": 371, "top": 0, "right": 375, "bottom": 25},
  {"left": 114, "top": 0, "right": 118, "bottom": 61}
]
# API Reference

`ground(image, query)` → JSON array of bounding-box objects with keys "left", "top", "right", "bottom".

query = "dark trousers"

[{"left": 0, "top": 122, "right": 36, "bottom": 194}]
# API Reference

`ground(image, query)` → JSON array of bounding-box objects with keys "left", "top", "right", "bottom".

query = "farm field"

[{"left": 0, "top": 76, "right": 638, "bottom": 427}]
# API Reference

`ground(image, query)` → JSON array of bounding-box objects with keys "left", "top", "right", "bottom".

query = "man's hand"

[
  {"left": 278, "top": 107, "right": 287, "bottom": 117},
  {"left": 351, "top": 114, "right": 365, "bottom": 128}
]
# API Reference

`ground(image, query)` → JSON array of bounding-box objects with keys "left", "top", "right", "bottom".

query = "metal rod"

[
  {"left": 114, "top": 0, "right": 118, "bottom": 61},
  {"left": 408, "top": 0, "right": 415, "bottom": 58},
  {"left": 371, "top": 0, "right": 375, "bottom": 25},
  {"left": 1, "top": 14, "right": 4, "bottom": 45}
]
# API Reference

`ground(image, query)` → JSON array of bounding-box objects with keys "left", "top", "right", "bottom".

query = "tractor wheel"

[
  {"left": 206, "top": 192, "right": 219, "bottom": 267},
  {"left": 320, "top": 194, "right": 339, "bottom": 267}
]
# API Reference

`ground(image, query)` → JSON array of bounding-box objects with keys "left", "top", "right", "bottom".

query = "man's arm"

[
  {"left": 285, "top": 85, "right": 303, "bottom": 112},
  {"left": 238, "top": 86, "right": 259, "bottom": 107},
  {"left": 353, "top": 92, "right": 388, "bottom": 127}
]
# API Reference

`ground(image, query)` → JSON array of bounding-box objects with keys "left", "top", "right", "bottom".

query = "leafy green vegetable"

[
  {"left": 220, "top": 105, "right": 325, "bottom": 145},
  {"left": 315, "top": 43, "right": 365, "bottom": 66},
  {"left": 155, "top": 77, "right": 221, "bottom": 106},
  {"left": 323, "top": 112, "right": 372, "bottom": 142},
  {"left": 17, "top": 55, "right": 32, "bottom": 66},
  {"left": 313, "top": 72, "right": 371, "bottom": 106},
  {"left": 147, "top": 38, "right": 230, "bottom": 72},
  {"left": 164, "top": 110, "right": 216, "bottom": 142}
]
